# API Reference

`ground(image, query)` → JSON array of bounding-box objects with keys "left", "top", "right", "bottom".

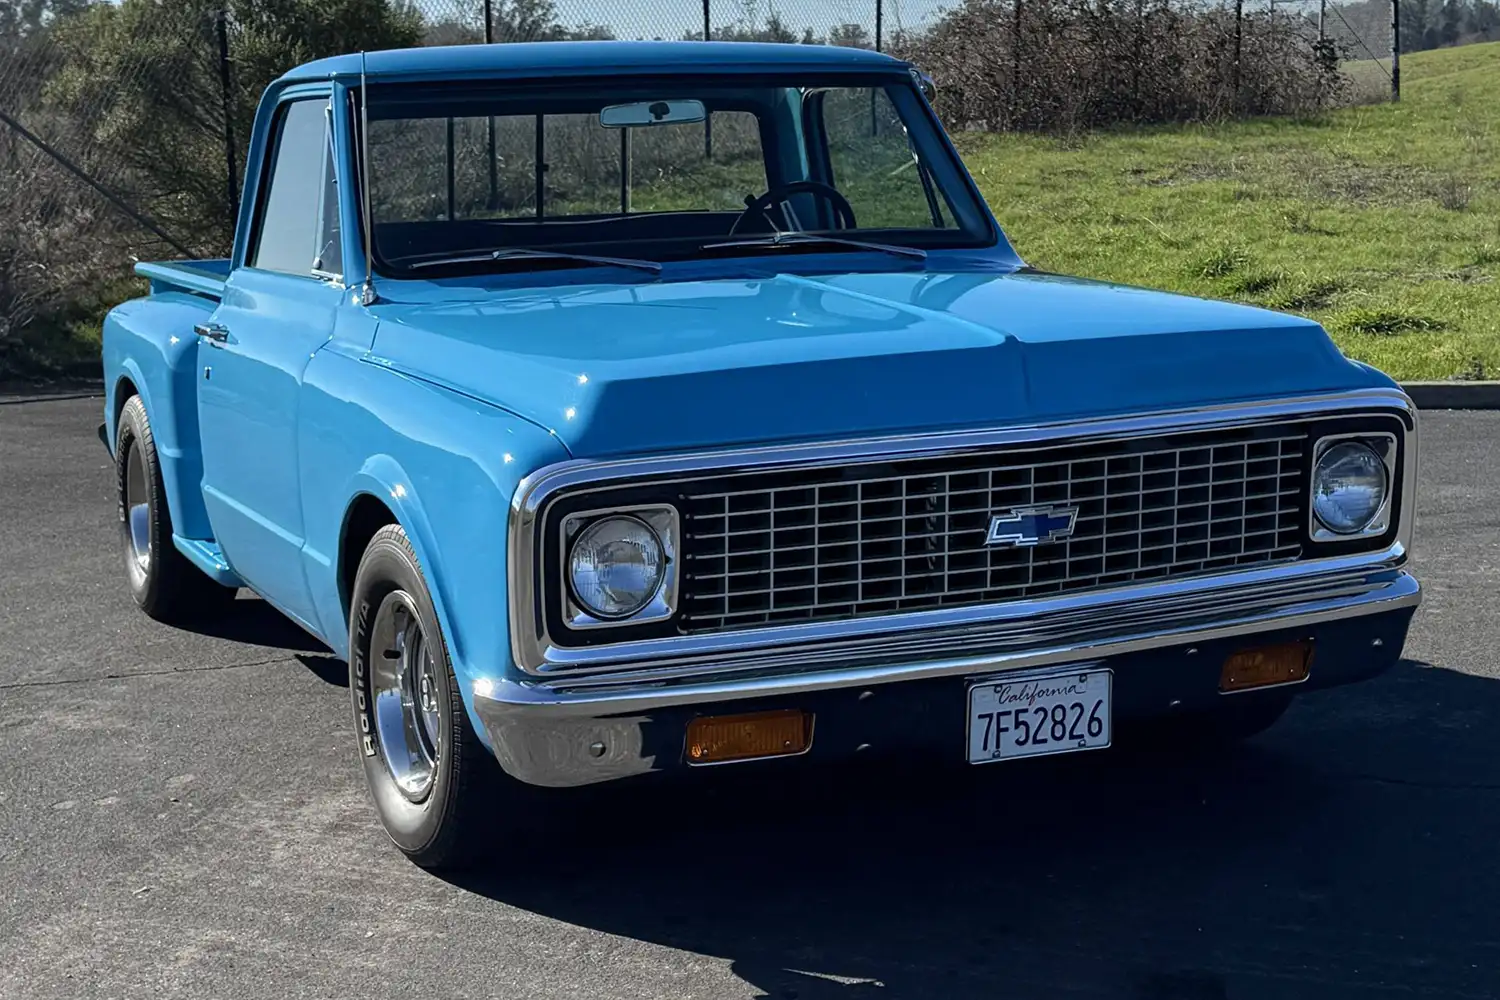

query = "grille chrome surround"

[
  {"left": 678, "top": 427, "right": 1307, "bottom": 633},
  {"left": 507, "top": 389, "right": 1418, "bottom": 675}
]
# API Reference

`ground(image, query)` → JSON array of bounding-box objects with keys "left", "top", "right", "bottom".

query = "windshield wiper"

[
  {"left": 698, "top": 232, "right": 927, "bottom": 261},
  {"left": 401, "top": 247, "right": 662, "bottom": 275}
]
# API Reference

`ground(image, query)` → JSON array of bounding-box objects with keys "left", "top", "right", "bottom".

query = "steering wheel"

[{"left": 730, "top": 180, "right": 858, "bottom": 235}]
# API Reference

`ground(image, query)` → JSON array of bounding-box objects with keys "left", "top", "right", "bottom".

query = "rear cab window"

[{"left": 369, "top": 110, "right": 765, "bottom": 222}]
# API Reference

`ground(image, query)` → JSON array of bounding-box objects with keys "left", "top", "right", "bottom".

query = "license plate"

[{"left": 967, "top": 667, "right": 1112, "bottom": 763}]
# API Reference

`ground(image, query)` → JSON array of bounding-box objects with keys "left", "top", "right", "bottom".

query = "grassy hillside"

[{"left": 962, "top": 41, "right": 1500, "bottom": 381}]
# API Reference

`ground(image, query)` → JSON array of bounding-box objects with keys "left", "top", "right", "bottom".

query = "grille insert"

[{"left": 677, "top": 427, "right": 1307, "bottom": 633}]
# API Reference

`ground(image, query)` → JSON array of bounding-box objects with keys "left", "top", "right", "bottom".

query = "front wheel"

[{"left": 348, "top": 524, "right": 509, "bottom": 869}]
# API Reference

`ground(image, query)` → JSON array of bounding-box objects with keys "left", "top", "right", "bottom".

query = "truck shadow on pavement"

[
  {"left": 181, "top": 592, "right": 330, "bottom": 656},
  {"left": 444, "top": 658, "right": 1497, "bottom": 1000},
  {"left": 165, "top": 592, "right": 348, "bottom": 683}
]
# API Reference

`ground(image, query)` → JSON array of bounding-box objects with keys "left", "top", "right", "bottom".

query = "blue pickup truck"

[{"left": 101, "top": 40, "right": 1420, "bottom": 868}]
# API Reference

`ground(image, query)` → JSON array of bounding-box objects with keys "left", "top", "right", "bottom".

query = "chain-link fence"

[{"left": 0, "top": 0, "right": 1401, "bottom": 374}]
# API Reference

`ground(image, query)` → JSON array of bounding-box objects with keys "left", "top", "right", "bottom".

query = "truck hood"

[{"left": 369, "top": 269, "right": 1386, "bottom": 458}]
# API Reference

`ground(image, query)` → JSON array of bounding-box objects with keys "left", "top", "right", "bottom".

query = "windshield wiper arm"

[
  {"left": 402, "top": 247, "right": 662, "bottom": 274},
  {"left": 698, "top": 232, "right": 927, "bottom": 260}
]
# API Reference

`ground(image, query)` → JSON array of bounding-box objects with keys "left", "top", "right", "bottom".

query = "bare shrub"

[
  {"left": 895, "top": 0, "right": 1348, "bottom": 134},
  {"left": 0, "top": 130, "right": 158, "bottom": 375}
]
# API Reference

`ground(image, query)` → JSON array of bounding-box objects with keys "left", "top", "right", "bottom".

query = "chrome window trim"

[
  {"left": 507, "top": 387, "right": 1417, "bottom": 676},
  {"left": 1308, "top": 431, "right": 1398, "bottom": 541}
]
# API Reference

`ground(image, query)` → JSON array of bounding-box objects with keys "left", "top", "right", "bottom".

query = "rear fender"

[{"left": 101, "top": 292, "right": 217, "bottom": 540}]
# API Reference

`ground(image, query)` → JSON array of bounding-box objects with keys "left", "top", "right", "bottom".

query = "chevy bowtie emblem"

[{"left": 985, "top": 505, "right": 1079, "bottom": 547}]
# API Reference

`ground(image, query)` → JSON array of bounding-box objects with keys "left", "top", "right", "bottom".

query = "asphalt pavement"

[{"left": 2, "top": 393, "right": 1497, "bottom": 1000}]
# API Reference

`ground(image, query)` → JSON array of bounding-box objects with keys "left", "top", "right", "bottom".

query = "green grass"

[{"left": 959, "top": 41, "right": 1500, "bottom": 381}]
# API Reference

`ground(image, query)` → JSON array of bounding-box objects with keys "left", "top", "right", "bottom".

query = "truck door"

[{"left": 197, "top": 92, "right": 343, "bottom": 628}]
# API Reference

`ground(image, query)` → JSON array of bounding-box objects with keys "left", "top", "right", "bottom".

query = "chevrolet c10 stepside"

[{"left": 101, "top": 40, "right": 1421, "bottom": 869}]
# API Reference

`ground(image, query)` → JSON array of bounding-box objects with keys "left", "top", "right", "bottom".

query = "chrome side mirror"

[{"left": 910, "top": 67, "right": 937, "bottom": 104}]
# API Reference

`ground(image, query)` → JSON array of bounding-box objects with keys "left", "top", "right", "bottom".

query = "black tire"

[
  {"left": 1139, "top": 693, "right": 1293, "bottom": 749},
  {"left": 348, "top": 524, "right": 506, "bottom": 870},
  {"left": 115, "top": 394, "right": 238, "bottom": 622}
]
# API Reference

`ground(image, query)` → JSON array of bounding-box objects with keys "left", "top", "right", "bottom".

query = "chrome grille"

[{"left": 677, "top": 426, "right": 1307, "bottom": 633}]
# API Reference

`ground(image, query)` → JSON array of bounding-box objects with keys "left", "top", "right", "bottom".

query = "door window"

[{"left": 252, "top": 99, "right": 338, "bottom": 276}]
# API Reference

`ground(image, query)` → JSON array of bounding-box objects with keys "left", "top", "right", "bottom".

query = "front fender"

[
  {"left": 335, "top": 454, "right": 449, "bottom": 647},
  {"left": 298, "top": 347, "right": 570, "bottom": 750}
]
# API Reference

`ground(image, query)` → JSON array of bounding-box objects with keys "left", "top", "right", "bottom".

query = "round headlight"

[
  {"left": 1312, "top": 441, "right": 1387, "bottom": 534},
  {"left": 568, "top": 516, "right": 666, "bottom": 619}
]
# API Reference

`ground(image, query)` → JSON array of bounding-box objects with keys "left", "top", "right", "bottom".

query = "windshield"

[{"left": 358, "top": 73, "right": 992, "bottom": 276}]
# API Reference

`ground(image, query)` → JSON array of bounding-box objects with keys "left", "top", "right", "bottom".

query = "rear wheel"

[
  {"left": 115, "top": 395, "right": 237, "bottom": 621},
  {"left": 349, "top": 524, "right": 513, "bottom": 869}
]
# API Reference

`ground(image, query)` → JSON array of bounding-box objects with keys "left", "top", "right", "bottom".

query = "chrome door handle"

[{"left": 193, "top": 322, "right": 229, "bottom": 342}]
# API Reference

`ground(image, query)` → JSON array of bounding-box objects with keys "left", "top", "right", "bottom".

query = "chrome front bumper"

[{"left": 473, "top": 560, "right": 1420, "bottom": 787}]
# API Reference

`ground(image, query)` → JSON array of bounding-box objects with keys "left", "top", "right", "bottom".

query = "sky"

[
  {"left": 540, "top": 0, "right": 966, "bottom": 39},
  {"left": 518, "top": 0, "right": 1343, "bottom": 43}
]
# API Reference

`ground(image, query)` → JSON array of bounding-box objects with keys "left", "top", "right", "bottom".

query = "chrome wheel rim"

[
  {"left": 370, "top": 592, "right": 442, "bottom": 802},
  {"left": 124, "top": 440, "right": 151, "bottom": 574}
]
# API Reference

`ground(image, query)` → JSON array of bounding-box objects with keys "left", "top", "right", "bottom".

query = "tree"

[
  {"left": 827, "top": 23, "right": 874, "bottom": 48},
  {"left": 1467, "top": 0, "right": 1500, "bottom": 37},
  {"left": 0, "top": 0, "right": 91, "bottom": 41},
  {"left": 432, "top": 0, "right": 611, "bottom": 43},
  {"left": 1440, "top": 0, "right": 1465, "bottom": 43},
  {"left": 706, "top": 12, "right": 800, "bottom": 42},
  {"left": 43, "top": 0, "right": 423, "bottom": 252}
]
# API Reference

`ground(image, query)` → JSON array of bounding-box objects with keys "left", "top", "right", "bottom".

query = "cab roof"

[{"left": 280, "top": 40, "right": 907, "bottom": 85}]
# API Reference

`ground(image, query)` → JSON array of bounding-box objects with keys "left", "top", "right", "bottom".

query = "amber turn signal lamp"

[
  {"left": 685, "top": 709, "right": 812, "bottom": 764},
  {"left": 1220, "top": 642, "right": 1312, "bottom": 692}
]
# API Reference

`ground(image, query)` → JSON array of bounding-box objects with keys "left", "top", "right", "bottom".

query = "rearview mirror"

[{"left": 600, "top": 99, "right": 707, "bottom": 128}]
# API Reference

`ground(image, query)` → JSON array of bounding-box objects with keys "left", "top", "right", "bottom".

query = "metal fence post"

[
  {"left": 215, "top": 7, "right": 238, "bottom": 229},
  {"left": 1232, "top": 0, "right": 1243, "bottom": 110},
  {"left": 1133, "top": 0, "right": 1144, "bottom": 115},
  {"left": 485, "top": 0, "right": 497, "bottom": 210},
  {"left": 703, "top": 0, "right": 712, "bottom": 159},
  {"left": 1317, "top": 0, "right": 1328, "bottom": 108},
  {"left": 1011, "top": 0, "right": 1023, "bottom": 127},
  {"left": 871, "top": 0, "right": 884, "bottom": 136},
  {"left": 1391, "top": 0, "right": 1401, "bottom": 102}
]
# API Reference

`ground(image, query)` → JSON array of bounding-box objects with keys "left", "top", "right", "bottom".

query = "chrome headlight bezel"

[
  {"left": 559, "top": 505, "right": 679, "bottom": 629},
  {"left": 1308, "top": 432, "right": 1397, "bottom": 541}
]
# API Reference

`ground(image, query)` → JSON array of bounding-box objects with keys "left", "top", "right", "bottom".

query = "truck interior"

[{"left": 348, "top": 73, "right": 993, "bottom": 274}]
